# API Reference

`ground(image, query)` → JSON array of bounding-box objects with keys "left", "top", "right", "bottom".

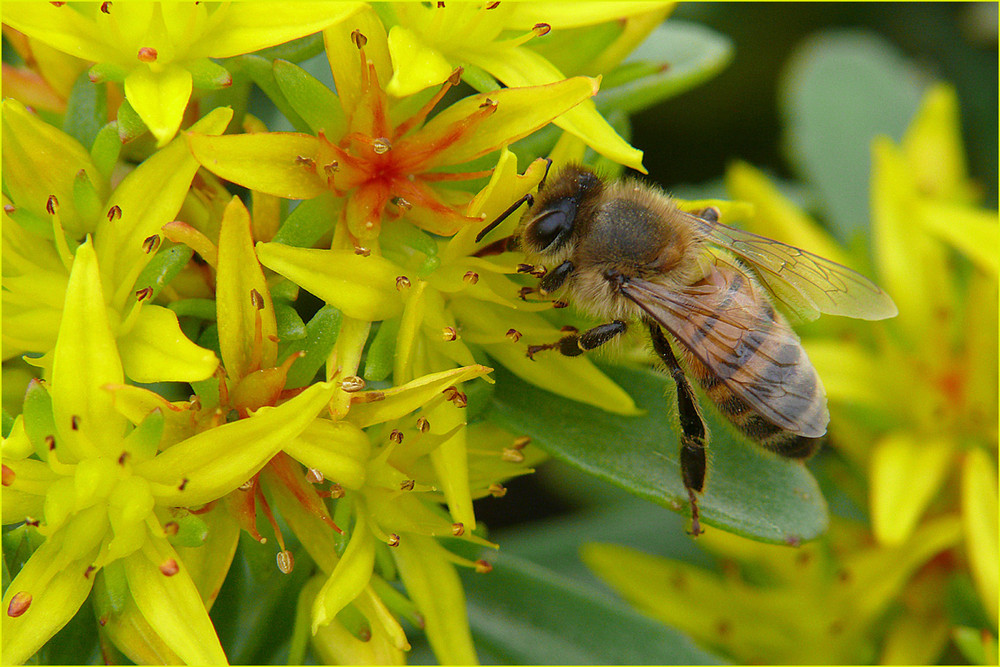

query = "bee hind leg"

[
  {"left": 526, "top": 320, "right": 627, "bottom": 360},
  {"left": 648, "top": 321, "right": 708, "bottom": 537}
]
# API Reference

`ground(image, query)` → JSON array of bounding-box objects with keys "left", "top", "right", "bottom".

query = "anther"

[
  {"left": 371, "top": 138, "right": 391, "bottom": 154},
  {"left": 442, "top": 326, "right": 459, "bottom": 342},
  {"left": 351, "top": 30, "right": 367, "bottom": 49},
  {"left": 533, "top": 23, "right": 552, "bottom": 36},
  {"left": 142, "top": 234, "right": 161, "bottom": 253},
  {"left": 276, "top": 550, "right": 294, "bottom": 574},
  {"left": 516, "top": 263, "right": 536, "bottom": 274},
  {"left": 46, "top": 195, "right": 59, "bottom": 215},
  {"left": 387, "top": 533, "right": 400, "bottom": 547},
  {"left": 416, "top": 417, "right": 430, "bottom": 433},
  {"left": 295, "top": 155, "right": 316, "bottom": 169},
  {"left": 328, "top": 483, "right": 345, "bottom": 499},
  {"left": 163, "top": 521, "right": 180, "bottom": 536},
  {"left": 306, "top": 468, "right": 324, "bottom": 484},
  {"left": 84, "top": 565, "right": 96, "bottom": 579},
  {"left": 475, "top": 559, "right": 493, "bottom": 574},
  {"left": 512, "top": 436, "right": 530, "bottom": 450},
  {"left": 486, "top": 1, "right": 500, "bottom": 9},
  {"left": 117, "top": 451, "right": 130, "bottom": 466},
  {"left": 400, "top": 479, "right": 415, "bottom": 491},
  {"left": 70, "top": 415, "right": 81, "bottom": 430},
  {"left": 501, "top": 448, "right": 525, "bottom": 463},
  {"left": 392, "top": 196, "right": 412, "bottom": 211},
  {"left": 463, "top": 271, "right": 479, "bottom": 284},
  {"left": 3, "top": 204, "right": 15, "bottom": 214},
  {"left": 396, "top": 276, "right": 411, "bottom": 290},
  {"left": 7, "top": 592, "right": 31, "bottom": 617},
  {"left": 488, "top": 483, "right": 507, "bottom": 497},
  {"left": 451, "top": 522, "right": 465, "bottom": 536},
  {"left": 159, "top": 559, "right": 179, "bottom": 576},
  {"left": 107, "top": 205, "right": 122, "bottom": 222},
  {"left": 354, "top": 246, "right": 371, "bottom": 257},
  {"left": 137, "top": 47, "right": 158, "bottom": 62},
  {"left": 45, "top": 435, "right": 56, "bottom": 450},
  {"left": 250, "top": 288, "right": 264, "bottom": 310},
  {"left": 135, "top": 286, "right": 153, "bottom": 301},
  {"left": 506, "top": 328, "right": 522, "bottom": 342},
  {"left": 178, "top": 478, "right": 189, "bottom": 491},
  {"left": 2, "top": 465, "right": 14, "bottom": 486},
  {"left": 100, "top": 1, "right": 111, "bottom": 12},
  {"left": 389, "top": 429, "right": 404, "bottom": 444},
  {"left": 340, "top": 376, "right": 366, "bottom": 392},
  {"left": 238, "top": 479, "right": 254, "bottom": 491},
  {"left": 448, "top": 68, "right": 463, "bottom": 86}
]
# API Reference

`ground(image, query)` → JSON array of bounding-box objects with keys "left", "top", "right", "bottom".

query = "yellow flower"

[{"left": 2, "top": 2, "right": 360, "bottom": 145}]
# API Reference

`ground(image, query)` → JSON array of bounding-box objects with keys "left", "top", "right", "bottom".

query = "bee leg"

[
  {"left": 526, "top": 320, "right": 627, "bottom": 360},
  {"left": 648, "top": 322, "right": 708, "bottom": 537},
  {"left": 538, "top": 260, "right": 574, "bottom": 295}
]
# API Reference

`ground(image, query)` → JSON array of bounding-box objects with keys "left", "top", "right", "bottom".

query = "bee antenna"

[
  {"left": 475, "top": 158, "right": 553, "bottom": 243},
  {"left": 475, "top": 192, "right": 534, "bottom": 243}
]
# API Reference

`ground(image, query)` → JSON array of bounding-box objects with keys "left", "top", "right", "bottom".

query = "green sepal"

[
  {"left": 273, "top": 59, "right": 345, "bottom": 136},
  {"left": 116, "top": 98, "right": 148, "bottom": 144},
  {"left": 186, "top": 58, "right": 233, "bottom": 90},
  {"left": 282, "top": 305, "right": 342, "bottom": 389},
  {"left": 87, "top": 62, "right": 129, "bottom": 84},
  {"left": 271, "top": 192, "right": 339, "bottom": 248},
  {"left": 63, "top": 70, "right": 108, "bottom": 151},
  {"left": 120, "top": 408, "right": 165, "bottom": 463},
  {"left": 134, "top": 245, "right": 195, "bottom": 302},
  {"left": 167, "top": 298, "right": 217, "bottom": 321},
  {"left": 363, "top": 318, "right": 399, "bottom": 383},
  {"left": 165, "top": 513, "right": 210, "bottom": 548},
  {"left": 274, "top": 303, "right": 307, "bottom": 342},
  {"left": 22, "top": 379, "right": 56, "bottom": 462},
  {"left": 228, "top": 54, "right": 312, "bottom": 133},
  {"left": 72, "top": 168, "right": 103, "bottom": 224},
  {"left": 90, "top": 123, "right": 122, "bottom": 181}
]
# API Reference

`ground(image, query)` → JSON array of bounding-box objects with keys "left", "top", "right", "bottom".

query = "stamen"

[
  {"left": 137, "top": 47, "right": 158, "bottom": 63},
  {"left": 276, "top": 549, "right": 294, "bottom": 574},
  {"left": 107, "top": 205, "right": 122, "bottom": 222},
  {"left": 159, "top": 559, "right": 179, "bottom": 576},
  {"left": 393, "top": 67, "right": 464, "bottom": 140},
  {"left": 506, "top": 328, "right": 522, "bottom": 342}
]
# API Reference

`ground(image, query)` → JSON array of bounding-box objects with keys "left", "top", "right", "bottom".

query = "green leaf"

[
  {"left": 486, "top": 364, "right": 829, "bottom": 544},
  {"left": 274, "top": 302, "right": 306, "bottom": 341},
  {"left": 461, "top": 551, "right": 724, "bottom": 665},
  {"left": 780, "top": 30, "right": 926, "bottom": 241},
  {"left": 597, "top": 20, "right": 733, "bottom": 116},
  {"left": 273, "top": 59, "right": 345, "bottom": 136},
  {"left": 63, "top": 71, "right": 107, "bottom": 151},
  {"left": 116, "top": 97, "right": 148, "bottom": 144}
]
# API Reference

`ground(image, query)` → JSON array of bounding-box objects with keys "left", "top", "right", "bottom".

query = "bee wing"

[
  {"left": 621, "top": 276, "right": 828, "bottom": 437},
  {"left": 689, "top": 215, "right": 898, "bottom": 321}
]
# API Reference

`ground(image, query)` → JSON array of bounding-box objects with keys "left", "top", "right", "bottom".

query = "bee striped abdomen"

[{"left": 674, "top": 265, "right": 827, "bottom": 459}]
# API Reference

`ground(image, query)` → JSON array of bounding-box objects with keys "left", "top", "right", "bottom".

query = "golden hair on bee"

[{"left": 477, "top": 162, "right": 898, "bottom": 535}]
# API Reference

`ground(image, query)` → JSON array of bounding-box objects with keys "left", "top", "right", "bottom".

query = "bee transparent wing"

[
  {"left": 690, "top": 215, "right": 898, "bottom": 321},
  {"left": 621, "top": 276, "right": 828, "bottom": 437}
]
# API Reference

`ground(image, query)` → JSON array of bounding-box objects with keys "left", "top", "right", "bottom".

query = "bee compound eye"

[{"left": 528, "top": 199, "right": 576, "bottom": 252}]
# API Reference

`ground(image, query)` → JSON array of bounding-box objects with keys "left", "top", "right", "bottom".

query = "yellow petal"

[
  {"left": 188, "top": 131, "right": 330, "bottom": 200},
  {"left": 392, "top": 533, "right": 478, "bottom": 664},
  {"left": 961, "top": 447, "right": 999, "bottom": 626},
  {"left": 123, "top": 65, "right": 193, "bottom": 147},
  {"left": 346, "top": 365, "right": 492, "bottom": 429},
  {"left": 902, "top": 83, "right": 976, "bottom": 203},
  {"left": 123, "top": 534, "right": 228, "bottom": 665},
  {"left": 426, "top": 402, "right": 475, "bottom": 528},
  {"left": 323, "top": 6, "right": 392, "bottom": 114},
  {"left": 256, "top": 243, "right": 404, "bottom": 321},
  {"left": 216, "top": 197, "right": 277, "bottom": 380},
  {"left": 870, "top": 433, "right": 954, "bottom": 545},
  {"left": 50, "top": 238, "right": 126, "bottom": 461},
  {"left": 283, "top": 419, "right": 371, "bottom": 490},
  {"left": 465, "top": 47, "right": 644, "bottom": 171},
  {"left": 118, "top": 305, "right": 219, "bottom": 383},
  {"left": 916, "top": 200, "right": 999, "bottom": 276},
  {"left": 312, "top": 511, "right": 376, "bottom": 633},
  {"left": 386, "top": 25, "right": 455, "bottom": 97}
]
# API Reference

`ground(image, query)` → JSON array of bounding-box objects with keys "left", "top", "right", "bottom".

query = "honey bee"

[{"left": 476, "top": 163, "right": 897, "bottom": 535}]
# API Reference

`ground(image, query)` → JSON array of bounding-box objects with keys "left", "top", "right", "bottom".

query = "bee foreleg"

[
  {"left": 526, "top": 320, "right": 627, "bottom": 360},
  {"left": 647, "top": 321, "right": 708, "bottom": 537},
  {"left": 538, "top": 260, "right": 574, "bottom": 295}
]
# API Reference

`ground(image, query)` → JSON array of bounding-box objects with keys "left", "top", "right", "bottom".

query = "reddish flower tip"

[
  {"left": 7, "top": 592, "right": 31, "bottom": 617},
  {"left": 137, "top": 47, "right": 158, "bottom": 63}
]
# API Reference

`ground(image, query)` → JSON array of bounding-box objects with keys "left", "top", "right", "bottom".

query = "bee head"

[{"left": 521, "top": 166, "right": 603, "bottom": 257}]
